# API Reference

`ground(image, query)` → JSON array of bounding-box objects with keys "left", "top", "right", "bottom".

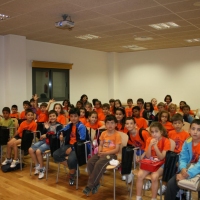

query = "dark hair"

[
  {"left": 25, "top": 108, "right": 34, "bottom": 115},
  {"left": 62, "top": 99, "right": 70, "bottom": 106},
  {"left": 144, "top": 102, "right": 154, "bottom": 112},
  {"left": 114, "top": 99, "right": 122, "bottom": 113},
  {"left": 191, "top": 119, "right": 200, "bottom": 127},
  {"left": 164, "top": 95, "right": 172, "bottom": 103},
  {"left": 149, "top": 122, "right": 168, "bottom": 138},
  {"left": 76, "top": 101, "right": 83, "bottom": 108},
  {"left": 80, "top": 94, "right": 88, "bottom": 101},
  {"left": 80, "top": 107, "right": 88, "bottom": 118},
  {"left": 109, "top": 99, "right": 115, "bottom": 103},
  {"left": 40, "top": 102, "right": 48, "bottom": 107},
  {"left": 157, "top": 102, "right": 165, "bottom": 107},
  {"left": 95, "top": 100, "right": 102, "bottom": 107},
  {"left": 92, "top": 99, "right": 98, "bottom": 106},
  {"left": 23, "top": 100, "right": 31, "bottom": 107},
  {"left": 127, "top": 98, "right": 133, "bottom": 103},
  {"left": 182, "top": 105, "right": 190, "bottom": 111},
  {"left": 2, "top": 107, "right": 10, "bottom": 113},
  {"left": 125, "top": 117, "right": 136, "bottom": 124},
  {"left": 105, "top": 115, "right": 117, "bottom": 123},
  {"left": 115, "top": 107, "right": 126, "bottom": 130},
  {"left": 102, "top": 103, "right": 110, "bottom": 110},
  {"left": 53, "top": 103, "right": 65, "bottom": 114},
  {"left": 132, "top": 106, "right": 140, "bottom": 111},
  {"left": 85, "top": 102, "right": 92, "bottom": 108},
  {"left": 48, "top": 110, "right": 58, "bottom": 116},
  {"left": 171, "top": 113, "right": 183, "bottom": 123},
  {"left": 11, "top": 105, "right": 18, "bottom": 109},
  {"left": 69, "top": 104, "right": 75, "bottom": 109},
  {"left": 137, "top": 98, "right": 144, "bottom": 104},
  {"left": 30, "top": 98, "right": 35, "bottom": 103},
  {"left": 88, "top": 111, "right": 98, "bottom": 117},
  {"left": 158, "top": 110, "right": 170, "bottom": 122},
  {"left": 69, "top": 108, "right": 80, "bottom": 116},
  {"left": 180, "top": 101, "right": 186, "bottom": 106}
]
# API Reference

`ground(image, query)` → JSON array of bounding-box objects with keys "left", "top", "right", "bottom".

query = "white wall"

[
  {"left": 0, "top": 36, "right": 5, "bottom": 107},
  {"left": 118, "top": 47, "right": 200, "bottom": 109}
]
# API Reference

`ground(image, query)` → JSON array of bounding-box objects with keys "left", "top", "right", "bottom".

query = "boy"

[
  {"left": 109, "top": 99, "right": 115, "bottom": 115},
  {"left": 83, "top": 115, "right": 121, "bottom": 195},
  {"left": 132, "top": 106, "right": 148, "bottom": 129},
  {"left": 137, "top": 98, "right": 147, "bottom": 118},
  {"left": 98, "top": 103, "right": 110, "bottom": 121},
  {"left": 53, "top": 108, "right": 88, "bottom": 185},
  {"left": 10, "top": 105, "right": 20, "bottom": 119},
  {"left": 182, "top": 105, "right": 194, "bottom": 123},
  {"left": 2, "top": 109, "right": 37, "bottom": 168},
  {"left": 29, "top": 110, "right": 62, "bottom": 179},
  {"left": 19, "top": 100, "right": 31, "bottom": 119},
  {"left": 125, "top": 99, "right": 133, "bottom": 117},
  {"left": 165, "top": 119, "right": 200, "bottom": 200},
  {"left": 154, "top": 102, "right": 165, "bottom": 121},
  {"left": 85, "top": 102, "right": 93, "bottom": 112},
  {"left": 168, "top": 113, "right": 190, "bottom": 154}
]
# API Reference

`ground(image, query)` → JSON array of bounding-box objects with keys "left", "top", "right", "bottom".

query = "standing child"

[
  {"left": 85, "top": 111, "right": 104, "bottom": 130},
  {"left": 79, "top": 108, "right": 87, "bottom": 125},
  {"left": 29, "top": 110, "right": 62, "bottom": 179},
  {"left": 158, "top": 110, "right": 174, "bottom": 133},
  {"left": 53, "top": 103, "right": 67, "bottom": 126},
  {"left": 182, "top": 105, "right": 194, "bottom": 123},
  {"left": 143, "top": 102, "right": 156, "bottom": 125},
  {"left": 132, "top": 106, "right": 148, "bottom": 129},
  {"left": 10, "top": 105, "right": 20, "bottom": 119},
  {"left": 2, "top": 109, "right": 37, "bottom": 167},
  {"left": 125, "top": 99, "right": 133, "bottom": 117},
  {"left": 164, "top": 95, "right": 172, "bottom": 110},
  {"left": 136, "top": 122, "right": 171, "bottom": 200},
  {"left": 115, "top": 107, "right": 128, "bottom": 134},
  {"left": 165, "top": 119, "right": 200, "bottom": 200},
  {"left": 109, "top": 99, "right": 115, "bottom": 115},
  {"left": 83, "top": 115, "right": 122, "bottom": 195}
]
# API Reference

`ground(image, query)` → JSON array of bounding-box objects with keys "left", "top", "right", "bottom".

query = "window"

[{"left": 32, "top": 68, "right": 69, "bottom": 102}]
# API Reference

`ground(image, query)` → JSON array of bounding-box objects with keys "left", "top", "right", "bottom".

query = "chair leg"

[
  {"left": 113, "top": 168, "right": 116, "bottom": 200},
  {"left": 143, "top": 180, "right": 146, "bottom": 195},
  {"left": 1, "top": 146, "right": 3, "bottom": 164},
  {"left": 20, "top": 149, "right": 22, "bottom": 171},
  {"left": 56, "top": 163, "right": 60, "bottom": 183},
  {"left": 46, "top": 153, "right": 49, "bottom": 180},
  {"left": 76, "top": 164, "right": 79, "bottom": 190},
  {"left": 129, "top": 173, "right": 134, "bottom": 200},
  {"left": 30, "top": 159, "right": 32, "bottom": 176},
  {"left": 160, "top": 180, "right": 162, "bottom": 200}
]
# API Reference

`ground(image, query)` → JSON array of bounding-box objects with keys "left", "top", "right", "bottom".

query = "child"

[
  {"left": 30, "top": 98, "right": 37, "bottom": 114},
  {"left": 53, "top": 103, "right": 67, "bottom": 125},
  {"left": 10, "top": 105, "right": 20, "bottom": 119},
  {"left": 94, "top": 100, "right": 103, "bottom": 116},
  {"left": 164, "top": 95, "right": 172, "bottom": 110},
  {"left": 62, "top": 99, "right": 70, "bottom": 113},
  {"left": 114, "top": 99, "right": 122, "bottom": 113},
  {"left": 132, "top": 106, "right": 148, "bottom": 129},
  {"left": 85, "top": 111, "right": 104, "bottom": 130},
  {"left": 136, "top": 122, "right": 171, "bottom": 200},
  {"left": 19, "top": 100, "right": 31, "bottom": 119},
  {"left": 143, "top": 102, "right": 156, "bottom": 125},
  {"left": 53, "top": 108, "right": 88, "bottom": 185},
  {"left": 76, "top": 100, "right": 83, "bottom": 109},
  {"left": 168, "top": 103, "right": 177, "bottom": 120},
  {"left": 115, "top": 107, "right": 128, "bottom": 133},
  {"left": 79, "top": 107, "right": 87, "bottom": 125},
  {"left": 98, "top": 103, "right": 110, "bottom": 121},
  {"left": 125, "top": 99, "right": 133, "bottom": 117},
  {"left": 182, "top": 105, "right": 194, "bottom": 123},
  {"left": 168, "top": 113, "right": 190, "bottom": 154},
  {"left": 165, "top": 119, "right": 200, "bottom": 200},
  {"left": 126, "top": 117, "right": 150, "bottom": 162},
  {"left": 2, "top": 109, "right": 37, "bottom": 167},
  {"left": 85, "top": 102, "right": 93, "bottom": 113},
  {"left": 151, "top": 98, "right": 158, "bottom": 111},
  {"left": 137, "top": 98, "right": 147, "bottom": 118},
  {"left": 29, "top": 110, "right": 62, "bottom": 179},
  {"left": 83, "top": 115, "right": 122, "bottom": 195},
  {"left": 154, "top": 102, "right": 165, "bottom": 121},
  {"left": 80, "top": 94, "right": 89, "bottom": 107},
  {"left": 158, "top": 110, "right": 174, "bottom": 133},
  {"left": 109, "top": 99, "right": 115, "bottom": 115},
  {"left": 178, "top": 101, "right": 194, "bottom": 116}
]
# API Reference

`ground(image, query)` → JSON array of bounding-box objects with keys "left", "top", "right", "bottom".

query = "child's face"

[
  {"left": 127, "top": 101, "right": 133, "bottom": 107},
  {"left": 26, "top": 112, "right": 34, "bottom": 121},
  {"left": 115, "top": 101, "right": 120, "bottom": 108},
  {"left": 102, "top": 107, "right": 110, "bottom": 115},
  {"left": 82, "top": 96, "right": 88, "bottom": 102},
  {"left": 76, "top": 102, "right": 82, "bottom": 109},
  {"left": 169, "top": 106, "right": 176, "bottom": 113},
  {"left": 11, "top": 107, "right": 18, "bottom": 114},
  {"left": 55, "top": 105, "right": 61, "bottom": 114},
  {"left": 49, "top": 113, "right": 57, "bottom": 123},
  {"left": 190, "top": 123, "right": 200, "bottom": 141},
  {"left": 70, "top": 114, "right": 79, "bottom": 124},
  {"left": 146, "top": 104, "right": 151, "bottom": 111},
  {"left": 165, "top": 97, "right": 171, "bottom": 104},
  {"left": 183, "top": 107, "right": 190, "bottom": 115},
  {"left": 23, "top": 104, "right": 30, "bottom": 110},
  {"left": 137, "top": 101, "right": 143, "bottom": 109},
  {"left": 110, "top": 101, "right": 115, "bottom": 107},
  {"left": 63, "top": 101, "right": 68, "bottom": 107},
  {"left": 105, "top": 120, "right": 117, "bottom": 131},
  {"left": 115, "top": 110, "right": 124, "bottom": 122},
  {"left": 151, "top": 99, "right": 157, "bottom": 106},
  {"left": 85, "top": 105, "right": 92, "bottom": 112},
  {"left": 30, "top": 101, "right": 35, "bottom": 107},
  {"left": 158, "top": 106, "right": 165, "bottom": 112},
  {"left": 180, "top": 102, "right": 186, "bottom": 108},
  {"left": 125, "top": 119, "right": 136, "bottom": 131},
  {"left": 150, "top": 127, "right": 162, "bottom": 139},
  {"left": 95, "top": 102, "right": 101, "bottom": 109},
  {"left": 89, "top": 114, "right": 98, "bottom": 124},
  {"left": 132, "top": 109, "right": 140, "bottom": 118},
  {"left": 80, "top": 109, "right": 85, "bottom": 117},
  {"left": 161, "top": 113, "right": 168, "bottom": 123},
  {"left": 2, "top": 111, "right": 10, "bottom": 120},
  {"left": 40, "top": 106, "right": 47, "bottom": 113},
  {"left": 172, "top": 120, "right": 183, "bottom": 132}
]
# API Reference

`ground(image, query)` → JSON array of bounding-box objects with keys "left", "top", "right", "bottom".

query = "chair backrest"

[
  {"left": 21, "top": 130, "right": 34, "bottom": 151},
  {"left": 182, "top": 122, "right": 190, "bottom": 133},
  {"left": 169, "top": 138, "right": 176, "bottom": 151},
  {"left": 0, "top": 126, "right": 10, "bottom": 145},
  {"left": 117, "top": 131, "right": 128, "bottom": 160}
]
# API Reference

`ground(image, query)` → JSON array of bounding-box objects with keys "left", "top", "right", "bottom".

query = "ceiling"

[{"left": 1, "top": 0, "right": 200, "bottom": 53}]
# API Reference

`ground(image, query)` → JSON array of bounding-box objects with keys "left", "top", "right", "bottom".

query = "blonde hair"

[{"left": 168, "top": 103, "right": 177, "bottom": 112}]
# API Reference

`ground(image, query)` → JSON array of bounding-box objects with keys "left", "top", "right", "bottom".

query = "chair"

[
  {"left": 182, "top": 122, "right": 190, "bottom": 132},
  {"left": 129, "top": 138, "right": 176, "bottom": 200}
]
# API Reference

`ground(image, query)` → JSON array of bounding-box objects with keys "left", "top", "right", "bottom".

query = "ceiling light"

[
  {"left": 149, "top": 22, "right": 180, "bottom": 30},
  {"left": 134, "top": 37, "right": 153, "bottom": 41},
  {"left": 122, "top": 45, "right": 147, "bottom": 51},
  {"left": 75, "top": 34, "right": 100, "bottom": 40},
  {"left": 0, "top": 14, "right": 10, "bottom": 20},
  {"left": 185, "top": 38, "right": 200, "bottom": 42}
]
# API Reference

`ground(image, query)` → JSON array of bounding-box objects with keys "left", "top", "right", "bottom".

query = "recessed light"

[
  {"left": 185, "top": 38, "right": 200, "bottom": 42},
  {"left": 194, "top": 2, "right": 200, "bottom": 6},
  {"left": 75, "top": 34, "right": 100, "bottom": 40},
  {"left": 134, "top": 37, "right": 153, "bottom": 41},
  {"left": 122, "top": 45, "right": 147, "bottom": 51},
  {"left": 149, "top": 22, "right": 180, "bottom": 30},
  {"left": 0, "top": 13, "right": 10, "bottom": 20}
]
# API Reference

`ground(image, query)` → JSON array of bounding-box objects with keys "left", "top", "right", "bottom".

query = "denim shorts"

[{"left": 31, "top": 139, "right": 50, "bottom": 153}]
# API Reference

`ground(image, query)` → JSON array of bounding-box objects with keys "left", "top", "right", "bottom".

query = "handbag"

[{"left": 139, "top": 158, "right": 165, "bottom": 172}]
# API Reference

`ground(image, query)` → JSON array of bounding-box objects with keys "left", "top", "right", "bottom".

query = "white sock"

[{"left": 136, "top": 196, "right": 142, "bottom": 200}]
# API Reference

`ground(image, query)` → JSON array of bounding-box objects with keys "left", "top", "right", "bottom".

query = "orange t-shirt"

[
  {"left": 154, "top": 106, "right": 158, "bottom": 111},
  {"left": 95, "top": 108, "right": 103, "bottom": 115},
  {"left": 145, "top": 137, "right": 171, "bottom": 157},
  {"left": 37, "top": 112, "right": 48, "bottom": 122},
  {"left": 140, "top": 109, "right": 145, "bottom": 117},
  {"left": 69, "top": 125, "right": 77, "bottom": 145},
  {"left": 116, "top": 123, "right": 128, "bottom": 133},
  {"left": 110, "top": 107, "right": 114, "bottom": 115},
  {"left": 134, "top": 117, "right": 148, "bottom": 129},
  {"left": 128, "top": 129, "right": 150, "bottom": 150},
  {"left": 98, "top": 113, "right": 105, "bottom": 121},
  {"left": 162, "top": 121, "right": 174, "bottom": 133},
  {"left": 57, "top": 114, "right": 66, "bottom": 125},
  {"left": 10, "top": 113, "right": 20, "bottom": 119},
  {"left": 191, "top": 142, "right": 200, "bottom": 163},
  {"left": 100, "top": 131, "right": 122, "bottom": 153},
  {"left": 85, "top": 121, "right": 103, "bottom": 130},
  {"left": 168, "top": 130, "right": 189, "bottom": 153},
  {"left": 17, "top": 120, "right": 37, "bottom": 138},
  {"left": 20, "top": 111, "right": 26, "bottom": 119},
  {"left": 125, "top": 107, "right": 133, "bottom": 117},
  {"left": 79, "top": 117, "right": 87, "bottom": 125}
]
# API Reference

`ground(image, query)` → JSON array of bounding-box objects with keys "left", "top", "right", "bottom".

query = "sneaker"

[
  {"left": 10, "top": 159, "right": 19, "bottom": 168},
  {"left": 38, "top": 167, "right": 45, "bottom": 179},
  {"left": 69, "top": 173, "right": 76, "bottom": 186},
  {"left": 92, "top": 184, "right": 100, "bottom": 194},
  {"left": 109, "top": 159, "right": 119, "bottom": 166},
  {"left": 2, "top": 158, "right": 12, "bottom": 165},
  {"left": 157, "top": 184, "right": 167, "bottom": 195},
  {"left": 143, "top": 180, "right": 151, "bottom": 190},
  {"left": 83, "top": 186, "right": 91, "bottom": 196},
  {"left": 122, "top": 175, "right": 126, "bottom": 181},
  {"left": 43, "top": 154, "right": 46, "bottom": 159},
  {"left": 34, "top": 164, "right": 40, "bottom": 175},
  {"left": 127, "top": 173, "right": 133, "bottom": 184}
]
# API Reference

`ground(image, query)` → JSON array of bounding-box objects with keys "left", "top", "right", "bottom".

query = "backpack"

[
  {"left": 1, "top": 163, "right": 25, "bottom": 173},
  {"left": 127, "top": 128, "right": 145, "bottom": 144},
  {"left": 0, "top": 126, "right": 10, "bottom": 145},
  {"left": 21, "top": 130, "right": 34, "bottom": 151}
]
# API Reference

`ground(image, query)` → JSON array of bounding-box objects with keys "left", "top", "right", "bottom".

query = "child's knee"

[
  {"left": 36, "top": 149, "right": 41, "bottom": 155},
  {"left": 151, "top": 174, "right": 159, "bottom": 181}
]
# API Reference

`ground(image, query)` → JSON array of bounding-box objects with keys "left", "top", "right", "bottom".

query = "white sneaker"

[
  {"left": 2, "top": 158, "right": 12, "bottom": 165},
  {"left": 43, "top": 154, "right": 46, "bottom": 159},
  {"left": 143, "top": 180, "right": 151, "bottom": 190},
  {"left": 157, "top": 184, "right": 167, "bottom": 195},
  {"left": 127, "top": 173, "right": 133, "bottom": 184},
  {"left": 109, "top": 159, "right": 119, "bottom": 166},
  {"left": 34, "top": 164, "right": 40, "bottom": 175},
  {"left": 10, "top": 159, "right": 19, "bottom": 168},
  {"left": 122, "top": 175, "right": 126, "bottom": 181},
  {"left": 38, "top": 167, "right": 45, "bottom": 179}
]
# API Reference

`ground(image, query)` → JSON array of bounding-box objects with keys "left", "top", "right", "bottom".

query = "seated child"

[
  {"left": 109, "top": 99, "right": 115, "bottom": 115},
  {"left": 178, "top": 101, "right": 194, "bottom": 116},
  {"left": 29, "top": 110, "right": 62, "bottom": 179},
  {"left": 136, "top": 122, "right": 171, "bottom": 200},
  {"left": 125, "top": 99, "right": 133, "bottom": 117},
  {"left": 132, "top": 106, "right": 148, "bottom": 129},
  {"left": 83, "top": 115, "right": 122, "bottom": 195},
  {"left": 19, "top": 100, "right": 31, "bottom": 119},
  {"left": 85, "top": 111, "right": 104, "bottom": 130},
  {"left": 168, "top": 103, "right": 177, "bottom": 120},
  {"left": 137, "top": 98, "right": 147, "bottom": 118},
  {"left": 158, "top": 110, "right": 174, "bottom": 133},
  {"left": 154, "top": 102, "right": 165, "bottom": 121},
  {"left": 2, "top": 109, "right": 37, "bottom": 167},
  {"left": 98, "top": 103, "right": 110, "bottom": 121},
  {"left": 79, "top": 107, "right": 87, "bottom": 125},
  {"left": 143, "top": 102, "right": 156, "bottom": 125},
  {"left": 164, "top": 95, "right": 172, "bottom": 110},
  {"left": 10, "top": 105, "right": 20, "bottom": 119},
  {"left": 85, "top": 102, "right": 93, "bottom": 113},
  {"left": 182, "top": 105, "right": 194, "bottom": 123},
  {"left": 94, "top": 100, "right": 103, "bottom": 118},
  {"left": 115, "top": 107, "right": 128, "bottom": 133},
  {"left": 168, "top": 113, "right": 190, "bottom": 154},
  {"left": 165, "top": 119, "right": 200, "bottom": 200},
  {"left": 151, "top": 98, "right": 158, "bottom": 111}
]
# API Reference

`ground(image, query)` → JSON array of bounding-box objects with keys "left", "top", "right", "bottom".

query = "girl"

[
  {"left": 62, "top": 99, "right": 70, "bottom": 113},
  {"left": 79, "top": 107, "right": 87, "bottom": 125},
  {"left": 109, "top": 99, "right": 115, "bottom": 115},
  {"left": 85, "top": 102, "right": 93, "bottom": 113},
  {"left": 53, "top": 103, "right": 66, "bottom": 126},
  {"left": 114, "top": 99, "right": 123, "bottom": 114},
  {"left": 151, "top": 98, "right": 158, "bottom": 111},
  {"left": 158, "top": 110, "right": 174, "bottom": 133},
  {"left": 143, "top": 102, "right": 156, "bottom": 125},
  {"left": 115, "top": 107, "right": 128, "bottom": 133},
  {"left": 178, "top": 101, "right": 194, "bottom": 116},
  {"left": 80, "top": 94, "right": 88, "bottom": 107},
  {"left": 76, "top": 101, "right": 83, "bottom": 109},
  {"left": 168, "top": 103, "right": 177, "bottom": 119},
  {"left": 85, "top": 111, "right": 104, "bottom": 130},
  {"left": 136, "top": 122, "right": 171, "bottom": 200},
  {"left": 164, "top": 95, "right": 172, "bottom": 110}
]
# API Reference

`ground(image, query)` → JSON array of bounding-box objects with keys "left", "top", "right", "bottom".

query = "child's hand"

[
  {"left": 59, "top": 132, "right": 64, "bottom": 141},
  {"left": 49, "top": 99, "right": 55, "bottom": 103},
  {"left": 136, "top": 155, "right": 140, "bottom": 163},
  {"left": 176, "top": 173, "right": 186, "bottom": 181},
  {"left": 40, "top": 134, "right": 46, "bottom": 140},
  {"left": 98, "top": 151, "right": 105, "bottom": 157},
  {"left": 65, "top": 147, "right": 72, "bottom": 155},
  {"left": 33, "top": 94, "right": 39, "bottom": 101},
  {"left": 44, "top": 122, "right": 50, "bottom": 129},
  {"left": 150, "top": 138, "right": 158, "bottom": 146},
  {"left": 181, "top": 168, "right": 189, "bottom": 178}
]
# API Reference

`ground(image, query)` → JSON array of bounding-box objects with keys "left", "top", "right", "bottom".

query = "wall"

[
  {"left": 0, "top": 36, "right": 5, "bottom": 107},
  {"left": 118, "top": 46, "right": 200, "bottom": 109}
]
